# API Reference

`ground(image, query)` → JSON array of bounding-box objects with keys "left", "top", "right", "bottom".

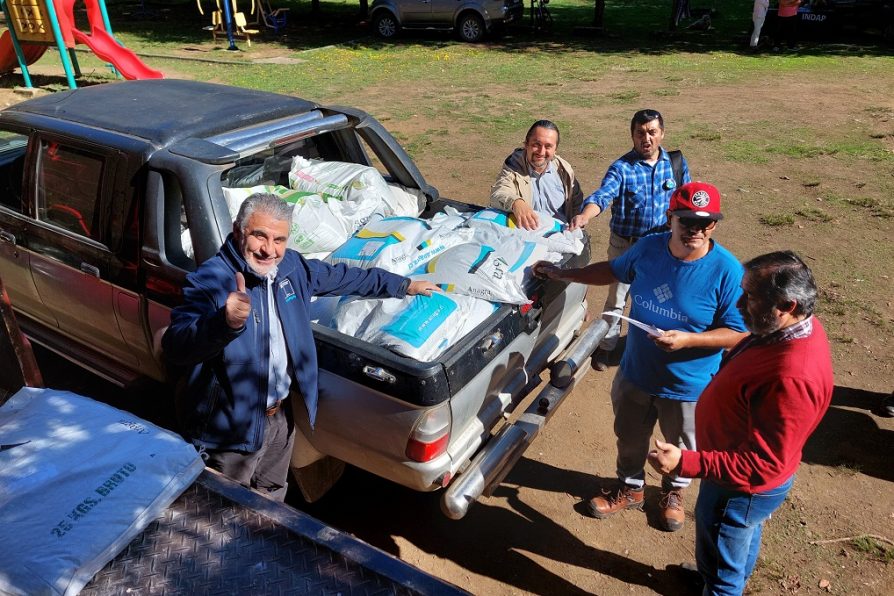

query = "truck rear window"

[{"left": 222, "top": 135, "right": 329, "bottom": 189}]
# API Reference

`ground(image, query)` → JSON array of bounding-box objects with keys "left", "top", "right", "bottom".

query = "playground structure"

[
  {"left": 0, "top": 0, "right": 163, "bottom": 88},
  {"left": 198, "top": 0, "right": 288, "bottom": 50}
]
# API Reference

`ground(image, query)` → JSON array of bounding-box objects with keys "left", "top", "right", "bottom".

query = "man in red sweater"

[{"left": 648, "top": 250, "right": 833, "bottom": 595}]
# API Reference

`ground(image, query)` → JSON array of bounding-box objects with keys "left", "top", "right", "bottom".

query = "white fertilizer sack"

[
  {"left": 289, "top": 156, "right": 392, "bottom": 216},
  {"left": 326, "top": 215, "right": 473, "bottom": 275},
  {"left": 289, "top": 193, "right": 372, "bottom": 255},
  {"left": 333, "top": 292, "right": 497, "bottom": 362},
  {"left": 428, "top": 207, "right": 471, "bottom": 231},
  {"left": 410, "top": 233, "right": 558, "bottom": 304},
  {"left": 0, "top": 387, "right": 204, "bottom": 596},
  {"left": 385, "top": 182, "right": 427, "bottom": 217},
  {"left": 467, "top": 208, "right": 584, "bottom": 255}
]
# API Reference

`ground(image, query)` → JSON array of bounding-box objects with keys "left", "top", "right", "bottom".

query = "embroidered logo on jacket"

[{"left": 279, "top": 279, "right": 296, "bottom": 302}]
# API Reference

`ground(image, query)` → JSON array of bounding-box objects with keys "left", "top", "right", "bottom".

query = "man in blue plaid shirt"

[{"left": 573, "top": 109, "right": 691, "bottom": 370}]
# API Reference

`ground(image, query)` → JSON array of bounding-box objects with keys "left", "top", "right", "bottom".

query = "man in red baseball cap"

[
  {"left": 534, "top": 181, "right": 747, "bottom": 532},
  {"left": 668, "top": 181, "right": 723, "bottom": 221}
]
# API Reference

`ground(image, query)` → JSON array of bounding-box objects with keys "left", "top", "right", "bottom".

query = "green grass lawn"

[
  {"left": 6, "top": 0, "right": 893, "bottom": 356},
  {"left": 55, "top": 0, "right": 893, "bottom": 95}
]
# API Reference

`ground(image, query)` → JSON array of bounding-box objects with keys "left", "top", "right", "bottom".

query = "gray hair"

[
  {"left": 234, "top": 192, "right": 294, "bottom": 231},
  {"left": 744, "top": 251, "right": 817, "bottom": 317}
]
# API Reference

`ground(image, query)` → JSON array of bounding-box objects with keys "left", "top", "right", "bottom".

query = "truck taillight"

[{"left": 406, "top": 404, "right": 451, "bottom": 462}]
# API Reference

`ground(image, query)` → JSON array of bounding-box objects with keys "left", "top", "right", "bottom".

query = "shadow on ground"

[
  {"left": 801, "top": 385, "right": 893, "bottom": 483},
  {"left": 290, "top": 459, "right": 701, "bottom": 595}
]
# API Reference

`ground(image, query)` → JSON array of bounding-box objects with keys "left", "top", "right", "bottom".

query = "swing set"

[{"left": 197, "top": 0, "right": 288, "bottom": 49}]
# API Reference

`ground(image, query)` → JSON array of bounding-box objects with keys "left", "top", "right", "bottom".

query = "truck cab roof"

[{"left": 1, "top": 79, "right": 319, "bottom": 148}]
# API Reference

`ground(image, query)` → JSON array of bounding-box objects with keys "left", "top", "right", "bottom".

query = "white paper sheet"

[{"left": 600, "top": 311, "right": 664, "bottom": 336}]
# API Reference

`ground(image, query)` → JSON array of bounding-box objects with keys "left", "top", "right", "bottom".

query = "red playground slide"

[
  {"left": 0, "top": 31, "right": 49, "bottom": 74},
  {"left": 70, "top": 27, "right": 163, "bottom": 80},
  {"left": 58, "top": 0, "right": 163, "bottom": 80}
]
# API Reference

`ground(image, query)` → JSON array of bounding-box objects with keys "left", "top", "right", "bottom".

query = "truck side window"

[
  {"left": 35, "top": 140, "right": 104, "bottom": 241},
  {"left": 161, "top": 171, "right": 196, "bottom": 271},
  {"left": 0, "top": 131, "right": 28, "bottom": 213}
]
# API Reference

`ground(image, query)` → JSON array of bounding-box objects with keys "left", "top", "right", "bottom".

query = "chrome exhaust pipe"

[
  {"left": 440, "top": 422, "right": 531, "bottom": 520},
  {"left": 549, "top": 319, "right": 609, "bottom": 389}
]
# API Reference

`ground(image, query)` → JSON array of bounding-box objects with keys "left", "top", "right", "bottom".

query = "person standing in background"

[
  {"left": 775, "top": 0, "right": 802, "bottom": 50},
  {"left": 571, "top": 109, "right": 691, "bottom": 371},
  {"left": 750, "top": 0, "right": 770, "bottom": 49}
]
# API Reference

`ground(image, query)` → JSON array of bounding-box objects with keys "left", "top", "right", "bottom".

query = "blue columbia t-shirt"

[{"left": 609, "top": 232, "right": 746, "bottom": 401}]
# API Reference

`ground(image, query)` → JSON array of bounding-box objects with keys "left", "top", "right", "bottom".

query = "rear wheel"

[
  {"left": 372, "top": 11, "right": 399, "bottom": 39},
  {"left": 456, "top": 12, "right": 485, "bottom": 42}
]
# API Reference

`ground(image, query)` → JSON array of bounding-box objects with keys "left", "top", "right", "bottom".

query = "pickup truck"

[{"left": 0, "top": 80, "right": 602, "bottom": 518}]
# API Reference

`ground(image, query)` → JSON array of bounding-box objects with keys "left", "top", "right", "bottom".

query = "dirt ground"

[
  {"left": 305, "top": 61, "right": 894, "bottom": 596},
  {"left": 5, "top": 56, "right": 892, "bottom": 595}
]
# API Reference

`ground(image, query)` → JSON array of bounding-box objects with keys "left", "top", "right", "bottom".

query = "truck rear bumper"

[{"left": 441, "top": 318, "right": 609, "bottom": 519}]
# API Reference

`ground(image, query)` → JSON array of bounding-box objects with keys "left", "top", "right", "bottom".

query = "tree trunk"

[{"left": 593, "top": 0, "right": 605, "bottom": 28}]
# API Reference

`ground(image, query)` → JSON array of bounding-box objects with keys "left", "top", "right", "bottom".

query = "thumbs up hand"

[{"left": 225, "top": 272, "right": 252, "bottom": 329}]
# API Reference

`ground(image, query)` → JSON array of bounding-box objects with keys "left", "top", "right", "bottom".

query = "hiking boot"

[
  {"left": 587, "top": 484, "right": 644, "bottom": 518},
  {"left": 593, "top": 348, "right": 611, "bottom": 372},
  {"left": 659, "top": 489, "right": 686, "bottom": 532}
]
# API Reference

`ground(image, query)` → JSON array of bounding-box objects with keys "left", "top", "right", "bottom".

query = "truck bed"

[{"left": 312, "top": 199, "right": 592, "bottom": 407}]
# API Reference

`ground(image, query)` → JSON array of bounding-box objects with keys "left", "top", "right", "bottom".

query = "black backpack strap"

[{"left": 668, "top": 149, "right": 684, "bottom": 188}]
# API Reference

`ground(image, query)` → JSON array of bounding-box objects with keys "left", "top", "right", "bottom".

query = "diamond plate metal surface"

[{"left": 81, "top": 476, "right": 434, "bottom": 595}]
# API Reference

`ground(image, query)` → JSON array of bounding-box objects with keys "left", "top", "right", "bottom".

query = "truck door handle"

[
  {"left": 363, "top": 365, "right": 397, "bottom": 384},
  {"left": 0, "top": 230, "right": 15, "bottom": 244},
  {"left": 80, "top": 262, "right": 100, "bottom": 278}
]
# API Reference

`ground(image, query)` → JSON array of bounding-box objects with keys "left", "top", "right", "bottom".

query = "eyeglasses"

[{"left": 677, "top": 217, "right": 717, "bottom": 231}]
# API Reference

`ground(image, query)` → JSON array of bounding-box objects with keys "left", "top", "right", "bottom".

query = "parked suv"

[{"left": 370, "top": 0, "right": 524, "bottom": 42}]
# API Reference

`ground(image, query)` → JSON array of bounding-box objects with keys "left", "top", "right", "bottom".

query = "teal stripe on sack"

[
  {"left": 382, "top": 293, "right": 457, "bottom": 348},
  {"left": 468, "top": 246, "right": 495, "bottom": 274},
  {"left": 509, "top": 242, "right": 536, "bottom": 273}
]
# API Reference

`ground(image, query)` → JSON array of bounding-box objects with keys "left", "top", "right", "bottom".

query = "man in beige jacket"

[{"left": 490, "top": 120, "right": 584, "bottom": 230}]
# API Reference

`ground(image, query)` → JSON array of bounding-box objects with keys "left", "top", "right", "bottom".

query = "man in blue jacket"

[{"left": 163, "top": 193, "right": 438, "bottom": 501}]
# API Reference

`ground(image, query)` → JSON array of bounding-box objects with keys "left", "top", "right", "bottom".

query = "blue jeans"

[{"left": 695, "top": 475, "right": 794, "bottom": 595}]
